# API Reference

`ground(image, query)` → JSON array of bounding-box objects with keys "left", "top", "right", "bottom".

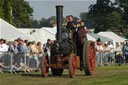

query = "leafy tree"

[
  {"left": 115, "top": 0, "right": 128, "bottom": 25},
  {"left": 106, "top": 11, "right": 122, "bottom": 31},
  {"left": 39, "top": 16, "right": 56, "bottom": 27},
  {"left": 80, "top": 12, "right": 95, "bottom": 28},
  {"left": 88, "top": 0, "right": 115, "bottom": 33},
  {"left": 4, "top": 0, "right": 12, "bottom": 24},
  {"left": 0, "top": 0, "right": 4, "bottom": 19},
  {"left": 10, "top": 0, "right": 33, "bottom": 27},
  {"left": 32, "top": 20, "right": 40, "bottom": 28},
  {"left": 0, "top": 0, "right": 33, "bottom": 28}
]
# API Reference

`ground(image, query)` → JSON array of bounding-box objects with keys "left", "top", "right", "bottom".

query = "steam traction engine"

[{"left": 41, "top": 6, "right": 96, "bottom": 78}]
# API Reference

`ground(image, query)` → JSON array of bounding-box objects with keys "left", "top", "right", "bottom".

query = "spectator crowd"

[
  {"left": 96, "top": 38, "right": 128, "bottom": 66},
  {"left": 0, "top": 36, "right": 128, "bottom": 73},
  {"left": 0, "top": 38, "right": 53, "bottom": 73}
]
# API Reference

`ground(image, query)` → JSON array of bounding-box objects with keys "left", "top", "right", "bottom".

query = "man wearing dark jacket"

[{"left": 66, "top": 15, "right": 77, "bottom": 32}]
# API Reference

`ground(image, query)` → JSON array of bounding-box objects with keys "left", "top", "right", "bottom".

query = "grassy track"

[{"left": 0, "top": 65, "right": 128, "bottom": 85}]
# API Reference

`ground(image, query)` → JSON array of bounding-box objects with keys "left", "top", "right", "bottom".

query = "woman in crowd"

[
  {"left": 96, "top": 38, "right": 104, "bottom": 66},
  {"left": 123, "top": 42, "right": 128, "bottom": 64},
  {"left": 107, "top": 41, "right": 114, "bottom": 65},
  {"left": 103, "top": 42, "right": 110, "bottom": 65},
  {"left": 37, "top": 42, "right": 43, "bottom": 55},
  {"left": 26, "top": 42, "right": 32, "bottom": 66},
  {"left": 29, "top": 41, "right": 39, "bottom": 70},
  {"left": 115, "top": 51, "right": 124, "bottom": 65},
  {"left": 37, "top": 42, "right": 44, "bottom": 69},
  {"left": 8, "top": 41, "right": 19, "bottom": 66}
]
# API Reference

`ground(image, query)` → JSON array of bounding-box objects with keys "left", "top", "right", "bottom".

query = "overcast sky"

[{"left": 26, "top": 0, "right": 96, "bottom": 20}]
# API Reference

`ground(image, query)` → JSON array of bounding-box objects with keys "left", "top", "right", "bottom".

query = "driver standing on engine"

[
  {"left": 77, "top": 20, "right": 87, "bottom": 70},
  {"left": 66, "top": 15, "right": 77, "bottom": 32},
  {"left": 66, "top": 15, "right": 77, "bottom": 53}
]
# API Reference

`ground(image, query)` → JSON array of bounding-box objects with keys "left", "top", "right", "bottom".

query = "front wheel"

[
  {"left": 41, "top": 53, "right": 49, "bottom": 77},
  {"left": 69, "top": 53, "right": 77, "bottom": 78}
]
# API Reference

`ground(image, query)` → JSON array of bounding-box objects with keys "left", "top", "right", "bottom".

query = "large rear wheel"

[
  {"left": 41, "top": 53, "right": 49, "bottom": 77},
  {"left": 69, "top": 53, "right": 77, "bottom": 78},
  {"left": 83, "top": 41, "right": 96, "bottom": 75}
]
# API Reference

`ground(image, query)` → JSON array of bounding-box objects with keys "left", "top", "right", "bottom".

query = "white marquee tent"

[
  {"left": 98, "top": 32, "right": 127, "bottom": 43},
  {"left": 98, "top": 32, "right": 127, "bottom": 49},
  {"left": 0, "top": 18, "right": 34, "bottom": 41},
  {"left": 19, "top": 27, "right": 96, "bottom": 44},
  {"left": 89, "top": 33, "right": 113, "bottom": 43},
  {"left": 18, "top": 27, "right": 56, "bottom": 44},
  {"left": 31, "top": 28, "right": 56, "bottom": 44},
  {"left": 86, "top": 34, "right": 96, "bottom": 42}
]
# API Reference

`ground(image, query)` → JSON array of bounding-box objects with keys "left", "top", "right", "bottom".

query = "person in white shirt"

[
  {"left": 108, "top": 41, "right": 114, "bottom": 53},
  {"left": 2, "top": 39, "right": 9, "bottom": 52},
  {"left": 0, "top": 39, "right": 8, "bottom": 67},
  {"left": 108, "top": 41, "right": 114, "bottom": 64},
  {"left": 103, "top": 42, "right": 110, "bottom": 65},
  {"left": 0, "top": 39, "right": 5, "bottom": 60}
]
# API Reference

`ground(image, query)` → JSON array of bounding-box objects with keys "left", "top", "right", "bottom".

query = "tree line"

[{"left": 32, "top": 0, "right": 128, "bottom": 36}]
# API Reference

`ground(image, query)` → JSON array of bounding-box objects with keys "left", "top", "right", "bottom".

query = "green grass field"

[{"left": 0, "top": 65, "right": 128, "bottom": 85}]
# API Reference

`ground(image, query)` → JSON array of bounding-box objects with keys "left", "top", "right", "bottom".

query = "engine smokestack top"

[{"left": 56, "top": 5, "right": 63, "bottom": 42}]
